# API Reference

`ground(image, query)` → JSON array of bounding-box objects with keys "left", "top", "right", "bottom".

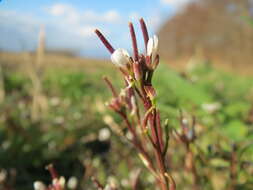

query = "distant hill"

[{"left": 158, "top": 0, "right": 253, "bottom": 67}]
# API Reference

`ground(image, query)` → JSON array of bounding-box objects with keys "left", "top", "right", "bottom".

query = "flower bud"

[
  {"left": 33, "top": 181, "right": 46, "bottom": 190},
  {"left": 147, "top": 35, "right": 158, "bottom": 58},
  {"left": 67, "top": 176, "right": 78, "bottom": 190},
  {"left": 59, "top": 176, "right": 66, "bottom": 188},
  {"left": 111, "top": 48, "right": 130, "bottom": 67},
  {"left": 53, "top": 176, "right": 66, "bottom": 190}
]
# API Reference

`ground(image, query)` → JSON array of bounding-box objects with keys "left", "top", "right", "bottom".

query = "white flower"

[
  {"left": 104, "top": 184, "right": 113, "bottom": 190},
  {"left": 0, "top": 169, "right": 7, "bottom": 183},
  {"left": 33, "top": 181, "right": 46, "bottom": 190},
  {"left": 182, "top": 118, "right": 189, "bottom": 126},
  {"left": 111, "top": 48, "right": 130, "bottom": 67},
  {"left": 107, "top": 176, "right": 118, "bottom": 188},
  {"left": 98, "top": 128, "right": 111, "bottom": 141},
  {"left": 53, "top": 176, "right": 65, "bottom": 188},
  {"left": 202, "top": 102, "right": 221, "bottom": 113},
  {"left": 147, "top": 35, "right": 158, "bottom": 58},
  {"left": 59, "top": 176, "right": 66, "bottom": 188},
  {"left": 67, "top": 176, "right": 78, "bottom": 189}
]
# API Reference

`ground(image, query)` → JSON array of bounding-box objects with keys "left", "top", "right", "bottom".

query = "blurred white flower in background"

[
  {"left": 99, "top": 128, "right": 111, "bottom": 141},
  {"left": 107, "top": 176, "right": 119, "bottom": 189},
  {"left": 0, "top": 169, "right": 7, "bottom": 183},
  {"left": 33, "top": 181, "right": 46, "bottom": 190},
  {"left": 50, "top": 97, "right": 60, "bottom": 106},
  {"left": 53, "top": 176, "right": 66, "bottom": 189},
  {"left": 54, "top": 116, "right": 64, "bottom": 124},
  {"left": 67, "top": 176, "right": 78, "bottom": 189},
  {"left": 202, "top": 102, "right": 221, "bottom": 113}
]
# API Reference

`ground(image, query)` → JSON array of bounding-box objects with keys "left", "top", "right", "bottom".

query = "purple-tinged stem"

[
  {"left": 150, "top": 109, "right": 169, "bottom": 190},
  {"left": 95, "top": 29, "right": 115, "bottom": 54},
  {"left": 129, "top": 22, "right": 139, "bottom": 61},
  {"left": 156, "top": 111, "right": 164, "bottom": 151},
  {"left": 103, "top": 76, "right": 118, "bottom": 98},
  {"left": 139, "top": 18, "right": 149, "bottom": 50},
  {"left": 46, "top": 164, "right": 58, "bottom": 179}
]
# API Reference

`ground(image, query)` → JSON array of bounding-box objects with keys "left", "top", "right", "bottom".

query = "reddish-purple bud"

[
  {"left": 94, "top": 29, "right": 115, "bottom": 54},
  {"left": 139, "top": 18, "right": 149, "bottom": 50},
  {"left": 129, "top": 22, "right": 139, "bottom": 61}
]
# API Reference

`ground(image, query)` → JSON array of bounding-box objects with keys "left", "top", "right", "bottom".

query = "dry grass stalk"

[
  {"left": 0, "top": 64, "right": 5, "bottom": 103},
  {"left": 24, "top": 25, "right": 48, "bottom": 121}
]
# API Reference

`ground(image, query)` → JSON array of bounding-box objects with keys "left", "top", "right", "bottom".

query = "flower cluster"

[
  {"left": 34, "top": 164, "right": 66, "bottom": 190},
  {"left": 95, "top": 18, "right": 175, "bottom": 190}
]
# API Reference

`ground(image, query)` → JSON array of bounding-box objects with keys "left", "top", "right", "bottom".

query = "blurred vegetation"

[
  {"left": 158, "top": 0, "right": 253, "bottom": 71},
  {"left": 0, "top": 53, "right": 253, "bottom": 190}
]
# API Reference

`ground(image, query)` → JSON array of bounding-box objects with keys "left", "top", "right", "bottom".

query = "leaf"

[{"left": 222, "top": 120, "right": 248, "bottom": 141}]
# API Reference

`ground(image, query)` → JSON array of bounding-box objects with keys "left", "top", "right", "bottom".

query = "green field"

[{"left": 0, "top": 53, "right": 253, "bottom": 190}]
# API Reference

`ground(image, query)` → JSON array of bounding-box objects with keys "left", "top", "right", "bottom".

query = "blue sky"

[{"left": 0, "top": 0, "right": 191, "bottom": 57}]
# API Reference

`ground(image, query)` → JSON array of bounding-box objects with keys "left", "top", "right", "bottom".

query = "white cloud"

[
  {"left": 161, "top": 0, "right": 193, "bottom": 8},
  {"left": 47, "top": 4, "right": 80, "bottom": 24},
  {"left": 46, "top": 4, "right": 124, "bottom": 56},
  {"left": 48, "top": 4, "right": 121, "bottom": 24},
  {"left": 44, "top": 4, "right": 123, "bottom": 55},
  {"left": 48, "top": 4, "right": 74, "bottom": 16},
  {"left": 0, "top": 4, "right": 168, "bottom": 57},
  {"left": 82, "top": 10, "right": 98, "bottom": 21},
  {"left": 83, "top": 10, "right": 121, "bottom": 23},
  {"left": 77, "top": 26, "right": 95, "bottom": 37},
  {"left": 104, "top": 10, "right": 121, "bottom": 22}
]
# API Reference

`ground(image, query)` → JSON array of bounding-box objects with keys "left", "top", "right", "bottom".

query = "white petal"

[
  {"left": 111, "top": 52, "right": 118, "bottom": 65},
  {"left": 147, "top": 37, "right": 154, "bottom": 56},
  {"left": 111, "top": 48, "right": 130, "bottom": 67},
  {"left": 59, "top": 176, "right": 66, "bottom": 188},
  {"left": 153, "top": 35, "right": 159, "bottom": 55},
  {"left": 122, "top": 48, "right": 130, "bottom": 57},
  {"left": 147, "top": 35, "right": 159, "bottom": 57},
  {"left": 153, "top": 35, "right": 158, "bottom": 48}
]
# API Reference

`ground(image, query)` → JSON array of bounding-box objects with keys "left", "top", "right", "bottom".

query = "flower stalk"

[{"left": 95, "top": 18, "right": 175, "bottom": 190}]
